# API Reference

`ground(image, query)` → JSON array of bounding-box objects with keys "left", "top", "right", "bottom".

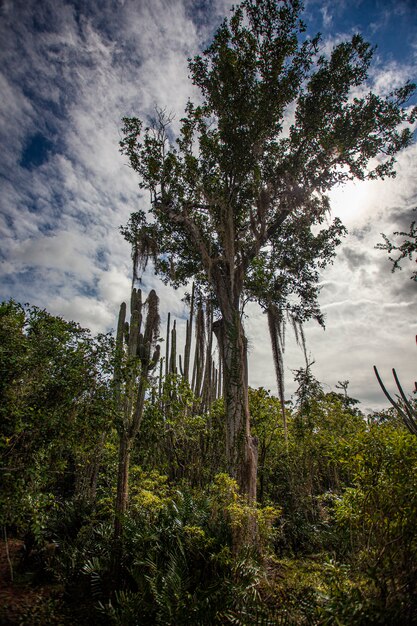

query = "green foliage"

[
  {"left": 210, "top": 473, "right": 280, "bottom": 552},
  {"left": 333, "top": 424, "right": 417, "bottom": 619},
  {"left": 2, "top": 298, "right": 417, "bottom": 624},
  {"left": 136, "top": 375, "right": 227, "bottom": 484},
  {"left": 82, "top": 484, "right": 275, "bottom": 625},
  {"left": 0, "top": 301, "right": 114, "bottom": 536},
  {"left": 248, "top": 387, "right": 285, "bottom": 501},
  {"left": 129, "top": 467, "right": 172, "bottom": 515},
  {"left": 263, "top": 556, "right": 388, "bottom": 625},
  {"left": 255, "top": 381, "right": 366, "bottom": 555}
]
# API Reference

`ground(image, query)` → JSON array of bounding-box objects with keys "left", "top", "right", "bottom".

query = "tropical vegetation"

[{"left": 1, "top": 0, "right": 416, "bottom": 623}]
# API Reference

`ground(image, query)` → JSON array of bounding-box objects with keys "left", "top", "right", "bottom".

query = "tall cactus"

[
  {"left": 112, "top": 288, "right": 160, "bottom": 576},
  {"left": 154, "top": 286, "right": 222, "bottom": 425},
  {"left": 183, "top": 283, "right": 195, "bottom": 383},
  {"left": 165, "top": 312, "right": 171, "bottom": 377},
  {"left": 192, "top": 302, "right": 205, "bottom": 397},
  {"left": 201, "top": 301, "right": 214, "bottom": 413},
  {"left": 170, "top": 320, "right": 177, "bottom": 375}
]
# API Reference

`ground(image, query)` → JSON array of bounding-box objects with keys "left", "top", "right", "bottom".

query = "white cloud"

[
  {"left": 48, "top": 294, "right": 115, "bottom": 334},
  {"left": 8, "top": 229, "right": 98, "bottom": 277},
  {"left": 369, "top": 59, "right": 416, "bottom": 97},
  {"left": 97, "top": 266, "right": 132, "bottom": 306},
  {"left": 320, "top": 5, "right": 333, "bottom": 28}
]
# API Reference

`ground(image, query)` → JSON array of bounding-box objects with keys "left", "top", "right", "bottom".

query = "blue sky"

[
  {"left": 1, "top": 0, "right": 416, "bottom": 410},
  {"left": 307, "top": 0, "right": 417, "bottom": 67}
]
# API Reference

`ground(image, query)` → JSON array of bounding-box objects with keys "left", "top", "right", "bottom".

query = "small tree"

[
  {"left": 0, "top": 301, "right": 113, "bottom": 541},
  {"left": 120, "top": 0, "right": 416, "bottom": 499},
  {"left": 376, "top": 213, "right": 417, "bottom": 281}
]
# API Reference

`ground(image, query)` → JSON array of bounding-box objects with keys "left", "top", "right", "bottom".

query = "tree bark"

[
  {"left": 74, "top": 431, "right": 107, "bottom": 502},
  {"left": 213, "top": 309, "right": 257, "bottom": 502}
]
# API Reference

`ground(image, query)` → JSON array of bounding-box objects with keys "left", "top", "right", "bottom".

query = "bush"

[
  {"left": 333, "top": 424, "right": 417, "bottom": 622},
  {"left": 85, "top": 478, "right": 278, "bottom": 625}
]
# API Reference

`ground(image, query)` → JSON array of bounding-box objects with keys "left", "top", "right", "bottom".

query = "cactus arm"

[
  {"left": 158, "top": 358, "right": 163, "bottom": 397},
  {"left": 374, "top": 366, "right": 405, "bottom": 415},
  {"left": 392, "top": 368, "right": 417, "bottom": 435},
  {"left": 128, "top": 310, "right": 140, "bottom": 357},
  {"left": 116, "top": 302, "right": 127, "bottom": 346},
  {"left": 392, "top": 368, "right": 416, "bottom": 419},
  {"left": 374, "top": 365, "right": 414, "bottom": 428},
  {"left": 113, "top": 302, "right": 127, "bottom": 412}
]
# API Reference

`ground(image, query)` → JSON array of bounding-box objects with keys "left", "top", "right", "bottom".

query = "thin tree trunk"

[
  {"left": 4, "top": 526, "right": 13, "bottom": 583},
  {"left": 112, "top": 431, "right": 131, "bottom": 576},
  {"left": 74, "top": 431, "right": 107, "bottom": 502}
]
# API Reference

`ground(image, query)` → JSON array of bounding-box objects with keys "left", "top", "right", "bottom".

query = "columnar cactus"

[
  {"left": 153, "top": 285, "right": 222, "bottom": 420},
  {"left": 183, "top": 283, "right": 195, "bottom": 383},
  {"left": 112, "top": 288, "right": 160, "bottom": 575},
  {"left": 192, "top": 303, "right": 205, "bottom": 397}
]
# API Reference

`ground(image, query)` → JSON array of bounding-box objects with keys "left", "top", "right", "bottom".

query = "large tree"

[{"left": 120, "top": 0, "right": 416, "bottom": 499}]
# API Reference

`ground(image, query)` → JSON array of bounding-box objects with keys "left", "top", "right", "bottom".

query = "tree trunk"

[
  {"left": 112, "top": 431, "right": 131, "bottom": 576},
  {"left": 213, "top": 310, "right": 257, "bottom": 502},
  {"left": 74, "top": 431, "right": 107, "bottom": 502}
]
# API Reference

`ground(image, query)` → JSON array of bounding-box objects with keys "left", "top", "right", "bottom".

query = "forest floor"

[{"left": 0, "top": 539, "right": 70, "bottom": 626}]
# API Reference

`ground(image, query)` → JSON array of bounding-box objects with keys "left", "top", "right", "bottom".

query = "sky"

[{"left": 1, "top": 0, "right": 416, "bottom": 412}]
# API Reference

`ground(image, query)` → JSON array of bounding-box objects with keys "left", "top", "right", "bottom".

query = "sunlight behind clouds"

[{"left": 329, "top": 179, "right": 378, "bottom": 227}]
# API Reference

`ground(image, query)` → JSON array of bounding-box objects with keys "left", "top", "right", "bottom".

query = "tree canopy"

[{"left": 121, "top": 0, "right": 415, "bottom": 315}]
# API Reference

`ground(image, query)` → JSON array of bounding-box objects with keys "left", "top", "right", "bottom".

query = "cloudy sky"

[{"left": 1, "top": 0, "right": 416, "bottom": 411}]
